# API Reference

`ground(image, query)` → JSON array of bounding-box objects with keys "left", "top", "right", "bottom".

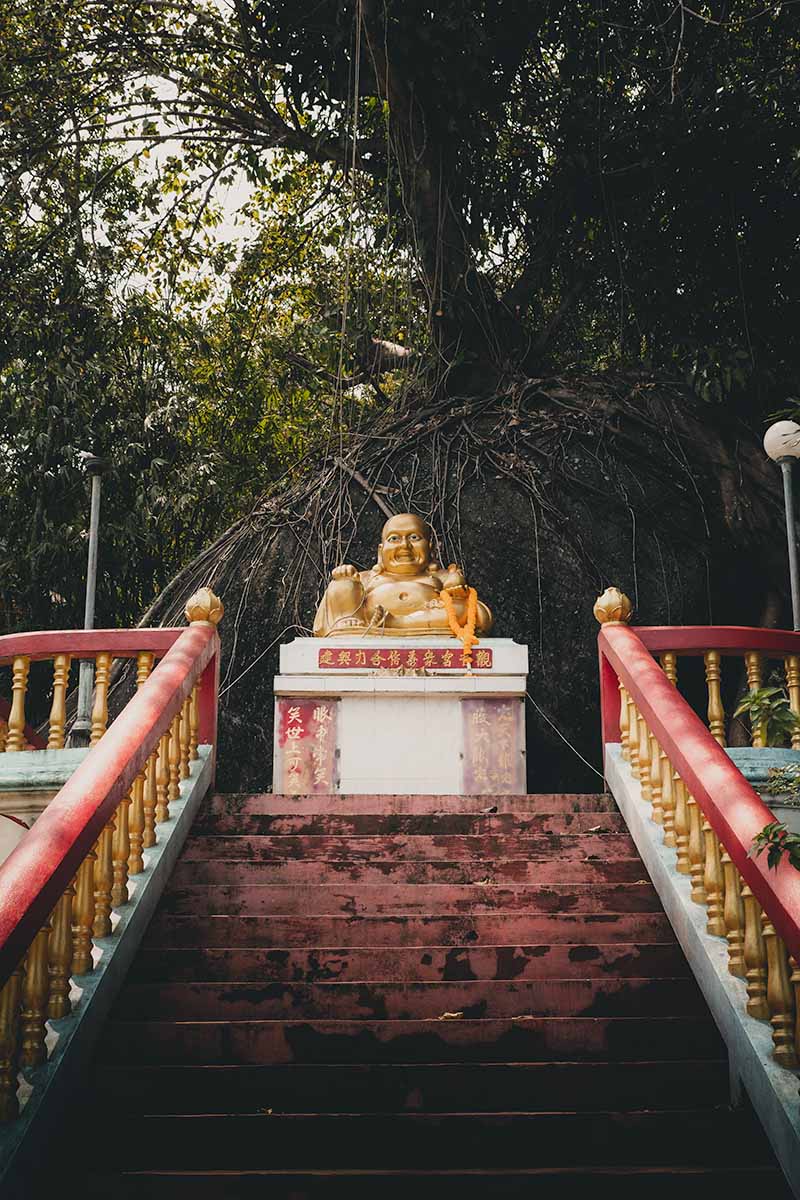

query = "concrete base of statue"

[{"left": 272, "top": 637, "right": 528, "bottom": 795}]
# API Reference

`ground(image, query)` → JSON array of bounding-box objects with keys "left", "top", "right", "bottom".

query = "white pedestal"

[{"left": 273, "top": 637, "right": 528, "bottom": 795}]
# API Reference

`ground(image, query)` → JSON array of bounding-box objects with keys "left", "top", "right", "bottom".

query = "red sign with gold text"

[
  {"left": 317, "top": 647, "right": 492, "bottom": 670},
  {"left": 275, "top": 699, "right": 338, "bottom": 794}
]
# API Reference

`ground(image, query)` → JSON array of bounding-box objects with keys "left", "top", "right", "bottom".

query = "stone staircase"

[{"left": 83, "top": 792, "right": 791, "bottom": 1197}]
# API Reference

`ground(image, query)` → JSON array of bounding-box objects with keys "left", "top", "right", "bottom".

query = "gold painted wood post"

[
  {"left": 673, "top": 776, "right": 691, "bottom": 875},
  {"left": 638, "top": 716, "right": 652, "bottom": 803},
  {"left": 704, "top": 650, "right": 726, "bottom": 745},
  {"left": 720, "top": 854, "right": 745, "bottom": 978},
  {"left": 687, "top": 795, "right": 706, "bottom": 905},
  {"left": 111, "top": 788, "right": 132, "bottom": 909},
  {"left": 619, "top": 684, "right": 630, "bottom": 760},
  {"left": 47, "top": 654, "right": 72, "bottom": 749},
  {"left": 5, "top": 656, "right": 30, "bottom": 753},
  {"left": 649, "top": 733, "right": 663, "bottom": 825},
  {"left": 762, "top": 919, "right": 798, "bottom": 1067},
  {"left": 168, "top": 713, "right": 181, "bottom": 804},
  {"left": 702, "top": 822, "right": 726, "bottom": 936},
  {"left": 786, "top": 656, "right": 800, "bottom": 750},
  {"left": 744, "top": 651, "right": 766, "bottom": 747},
  {"left": 144, "top": 751, "right": 158, "bottom": 846},
  {"left": 629, "top": 701, "right": 640, "bottom": 777},
  {"left": 90, "top": 651, "right": 112, "bottom": 745},
  {"left": 72, "top": 850, "right": 97, "bottom": 975},
  {"left": 19, "top": 922, "right": 52, "bottom": 1067},
  {"left": 742, "top": 886, "right": 769, "bottom": 1020},
  {"left": 189, "top": 683, "right": 200, "bottom": 761},
  {"left": 790, "top": 958, "right": 800, "bottom": 1056},
  {"left": 47, "top": 885, "right": 75, "bottom": 1019},
  {"left": 155, "top": 732, "right": 170, "bottom": 824},
  {"left": 0, "top": 968, "right": 23, "bottom": 1120},
  {"left": 180, "top": 696, "right": 191, "bottom": 780},
  {"left": 128, "top": 770, "right": 147, "bottom": 876},
  {"left": 659, "top": 748, "right": 676, "bottom": 847},
  {"left": 93, "top": 819, "right": 116, "bottom": 939}
]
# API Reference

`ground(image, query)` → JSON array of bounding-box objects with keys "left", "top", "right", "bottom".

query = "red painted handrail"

[
  {"left": 0, "top": 628, "right": 183, "bottom": 667},
  {"left": 598, "top": 623, "right": 800, "bottom": 961},
  {"left": 633, "top": 625, "right": 800, "bottom": 656},
  {"left": 0, "top": 622, "right": 220, "bottom": 985}
]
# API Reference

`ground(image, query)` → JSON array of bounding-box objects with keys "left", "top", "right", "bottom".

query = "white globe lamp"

[{"left": 764, "top": 419, "right": 800, "bottom": 630}]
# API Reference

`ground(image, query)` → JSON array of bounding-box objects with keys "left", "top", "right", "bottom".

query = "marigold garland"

[{"left": 441, "top": 587, "right": 479, "bottom": 665}]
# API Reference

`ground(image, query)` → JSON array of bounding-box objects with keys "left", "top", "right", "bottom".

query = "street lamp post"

[
  {"left": 764, "top": 419, "right": 800, "bottom": 631},
  {"left": 69, "top": 453, "right": 110, "bottom": 747}
]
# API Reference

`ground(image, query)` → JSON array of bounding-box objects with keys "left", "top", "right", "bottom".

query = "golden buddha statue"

[{"left": 313, "top": 513, "right": 493, "bottom": 638}]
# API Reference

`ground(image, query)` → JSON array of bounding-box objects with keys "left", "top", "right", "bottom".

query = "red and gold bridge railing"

[
  {"left": 596, "top": 588, "right": 800, "bottom": 1079},
  {"left": 0, "top": 587, "right": 223, "bottom": 1121}
]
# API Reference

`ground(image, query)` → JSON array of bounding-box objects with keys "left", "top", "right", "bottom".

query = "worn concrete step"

[
  {"left": 127, "top": 943, "right": 690, "bottom": 984},
  {"left": 112, "top": 977, "right": 706, "bottom": 1021},
  {"left": 203, "top": 793, "right": 617, "bottom": 816},
  {"left": 191, "top": 812, "right": 627, "bottom": 836},
  {"left": 91, "top": 1059, "right": 731, "bottom": 1114},
  {"left": 98, "top": 1016, "right": 725, "bottom": 1065},
  {"left": 86, "top": 1110, "right": 776, "bottom": 1170},
  {"left": 82, "top": 1165, "right": 795, "bottom": 1200},
  {"left": 142, "top": 912, "right": 676, "bottom": 949},
  {"left": 168, "top": 855, "right": 649, "bottom": 886},
  {"left": 157, "top": 883, "right": 661, "bottom": 918},
  {"left": 180, "top": 833, "right": 638, "bottom": 861}
]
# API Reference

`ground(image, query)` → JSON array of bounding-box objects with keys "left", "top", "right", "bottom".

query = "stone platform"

[{"left": 272, "top": 637, "right": 528, "bottom": 795}]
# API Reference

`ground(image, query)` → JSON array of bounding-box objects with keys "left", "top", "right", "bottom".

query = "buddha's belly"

[{"left": 365, "top": 577, "right": 442, "bottom": 618}]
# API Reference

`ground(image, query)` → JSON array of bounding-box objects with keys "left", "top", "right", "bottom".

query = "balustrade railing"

[
  {"left": 596, "top": 589, "right": 800, "bottom": 1079},
  {"left": 0, "top": 587, "right": 223, "bottom": 1122}
]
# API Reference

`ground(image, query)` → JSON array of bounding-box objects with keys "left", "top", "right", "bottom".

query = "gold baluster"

[
  {"left": 660, "top": 748, "right": 676, "bottom": 848},
  {"left": 5, "top": 656, "right": 30, "bottom": 753},
  {"left": 785, "top": 656, "right": 800, "bottom": 750},
  {"left": 189, "top": 683, "right": 200, "bottom": 761},
  {"left": 111, "top": 788, "right": 132, "bottom": 908},
  {"left": 638, "top": 715, "right": 652, "bottom": 804},
  {"left": 648, "top": 732, "right": 663, "bottom": 824},
  {"left": 704, "top": 650, "right": 726, "bottom": 745},
  {"left": 673, "top": 775, "right": 691, "bottom": 875},
  {"left": 0, "top": 967, "right": 23, "bottom": 1120},
  {"left": 47, "top": 885, "right": 75, "bottom": 1019},
  {"left": 687, "top": 794, "right": 706, "bottom": 904},
  {"left": 720, "top": 854, "right": 745, "bottom": 978},
  {"left": 0, "top": 719, "right": 6, "bottom": 753},
  {"left": 702, "top": 822, "right": 726, "bottom": 936},
  {"left": 742, "top": 885, "right": 769, "bottom": 1019},
  {"left": 93, "top": 817, "right": 116, "bottom": 939},
  {"left": 619, "top": 684, "right": 630, "bottom": 760},
  {"left": 128, "top": 650, "right": 154, "bottom": 871},
  {"left": 789, "top": 958, "right": 800, "bottom": 1055},
  {"left": 168, "top": 713, "right": 181, "bottom": 804},
  {"left": 744, "top": 651, "right": 765, "bottom": 748},
  {"left": 180, "top": 696, "right": 191, "bottom": 779},
  {"left": 128, "top": 770, "right": 147, "bottom": 876},
  {"left": 144, "top": 750, "right": 158, "bottom": 846},
  {"left": 762, "top": 918, "right": 797, "bottom": 1067},
  {"left": 90, "top": 651, "right": 112, "bottom": 745},
  {"left": 156, "top": 731, "right": 170, "bottom": 823},
  {"left": 19, "top": 922, "right": 52, "bottom": 1067},
  {"left": 72, "top": 849, "right": 97, "bottom": 975},
  {"left": 47, "top": 653, "right": 72, "bottom": 749},
  {"left": 660, "top": 652, "right": 678, "bottom": 687},
  {"left": 628, "top": 701, "right": 640, "bottom": 777}
]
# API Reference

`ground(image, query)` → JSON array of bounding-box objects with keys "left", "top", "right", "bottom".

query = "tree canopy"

[{"left": 1, "top": 1, "right": 799, "bottom": 639}]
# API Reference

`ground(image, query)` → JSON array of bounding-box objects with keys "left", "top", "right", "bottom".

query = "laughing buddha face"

[{"left": 377, "top": 514, "right": 433, "bottom": 577}]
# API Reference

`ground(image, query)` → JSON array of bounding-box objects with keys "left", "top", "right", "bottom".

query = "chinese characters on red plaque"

[
  {"left": 275, "top": 699, "right": 338, "bottom": 795},
  {"left": 461, "top": 698, "right": 525, "bottom": 794},
  {"left": 317, "top": 647, "right": 493, "bottom": 670}
]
